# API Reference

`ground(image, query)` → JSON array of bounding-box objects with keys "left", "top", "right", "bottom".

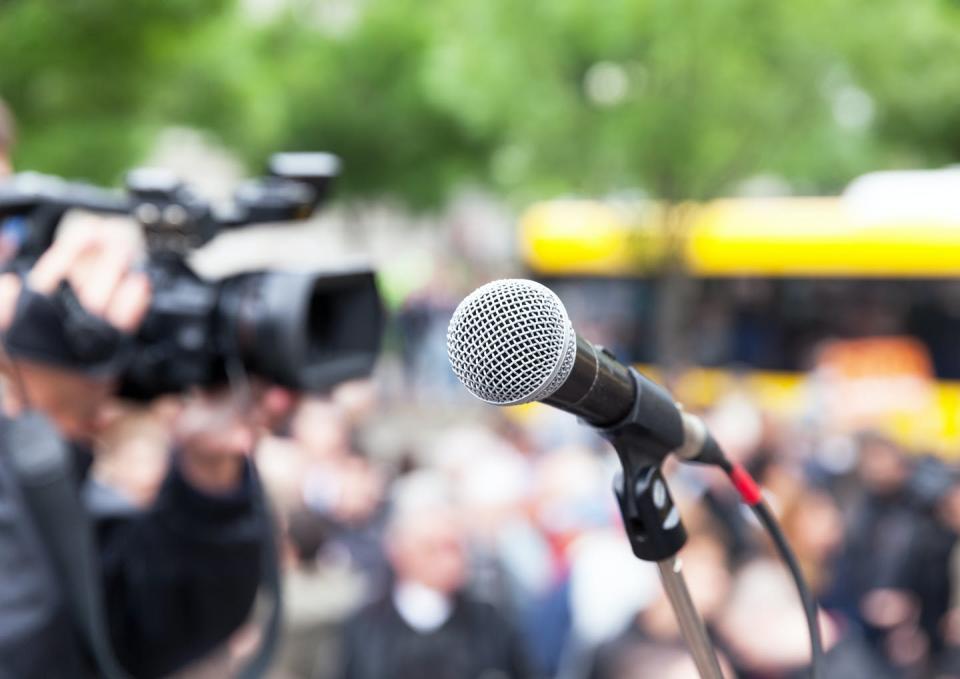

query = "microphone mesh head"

[{"left": 447, "top": 279, "right": 577, "bottom": 405}]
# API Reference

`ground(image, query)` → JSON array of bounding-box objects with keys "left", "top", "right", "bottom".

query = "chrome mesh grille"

[{"left": 447, "top": 279, "right": 577, "bottom": 405}]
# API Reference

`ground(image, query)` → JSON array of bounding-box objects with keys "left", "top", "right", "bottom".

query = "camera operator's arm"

[
  {"left": 97, "top": 435, "right": 265, "bottom": 677},
  {"left": 97, "top": 388, "right": 287, "bottom": 678}
]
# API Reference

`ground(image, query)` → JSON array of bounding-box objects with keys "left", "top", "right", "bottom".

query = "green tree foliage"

[
  {"left": 0, "top": 0, "right": 231, "bottom": 183},
  {"left": 818, "top": 0, "right": 960, "bottom": 169},
  {"left": 3, "top": 0, "right": 960, "bottom": 205},
  {"left": 210, "top": 2, "right": 496, "bottom": 207},
  {"left": 416, "top": 0, "right": 960, "bottom": 201}
]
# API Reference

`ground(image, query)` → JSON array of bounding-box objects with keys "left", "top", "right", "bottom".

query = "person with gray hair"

[{"left": 338, "top": 470, "right": 534, "bottom": 679}]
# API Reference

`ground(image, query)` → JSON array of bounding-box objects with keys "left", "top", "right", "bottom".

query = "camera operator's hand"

[
  {"left": 171, "top": 384, "right": 296, "bottom": 494},
  {"left": 0, "top": 218, "right": 150, "bottom": 439}
]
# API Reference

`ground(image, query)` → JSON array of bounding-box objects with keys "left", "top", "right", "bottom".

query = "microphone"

[
  {"left": 448, "top": 281, "right": 823, "bottom": 674},
  {"left": 446, "top": 279, "right": 722, "bottom": 466}
]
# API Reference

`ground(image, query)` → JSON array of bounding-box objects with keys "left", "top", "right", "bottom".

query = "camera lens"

[{"left": 222, "top": 270, "right": 383, "bottom": 392}]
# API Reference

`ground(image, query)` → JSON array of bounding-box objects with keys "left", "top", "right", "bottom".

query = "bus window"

[
  {"left": 540, "top": 276, "right": 658, "bottom": 364},
  {"left": 534, "top": 275, "right": 960, "bottom": 381},
  {"left": 691, "top": 278, "right": 960, "bottom": 379}
]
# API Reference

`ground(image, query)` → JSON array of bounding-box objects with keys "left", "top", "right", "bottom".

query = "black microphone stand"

[{"left": 600, "top": 368, "right": 724, "bottom": 679}]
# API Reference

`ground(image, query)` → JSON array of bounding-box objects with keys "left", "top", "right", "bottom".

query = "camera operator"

[
  {"left": 0, "top": 221, "right": 285, "bottom": 676},
  {"left": 0, "top": 98, "right": 383, "bottom": 678}
]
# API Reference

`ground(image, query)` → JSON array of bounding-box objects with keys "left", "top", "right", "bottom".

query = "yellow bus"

[{"left": 518, "top": 171, "right": 960, "bottom": 457}]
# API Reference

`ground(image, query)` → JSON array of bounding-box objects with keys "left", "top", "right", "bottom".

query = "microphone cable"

[{"left": 717, "top": 456, "right": 825, "bottom": 679}]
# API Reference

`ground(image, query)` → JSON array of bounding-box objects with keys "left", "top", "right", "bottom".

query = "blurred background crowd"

[
  {"left": 5, "top": 0, "right": 960, "bottom": 677},
  {"left": 90, "top": 295, "right": 960, "bottom": 679}
]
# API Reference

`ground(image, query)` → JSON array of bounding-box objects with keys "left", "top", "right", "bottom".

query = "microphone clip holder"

[
  {"left": 599, "top": 367, "right": 688, "bottom": 561},
  {"left": 611, "top": 463, "right": 687, "bottom": 562}
]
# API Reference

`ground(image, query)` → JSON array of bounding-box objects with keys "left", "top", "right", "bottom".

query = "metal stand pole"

[{"left": 657, "top": 556, "right": 725, "bottom": 679}]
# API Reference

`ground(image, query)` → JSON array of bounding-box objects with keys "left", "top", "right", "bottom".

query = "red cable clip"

[{"left": 729, "top": 463, "right": 763, "bottom": 506}]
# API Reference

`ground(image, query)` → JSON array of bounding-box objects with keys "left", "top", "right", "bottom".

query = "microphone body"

[
  {"left": 543, "top": 335, "right": 635, "bottom": 426},
  {"left": 447, "top": 279, "right": 722, "bottom": 466}
]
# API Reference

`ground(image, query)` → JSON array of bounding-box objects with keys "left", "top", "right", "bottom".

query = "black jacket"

[
  {"left": 340, "top": 591, "right": 532, "bottom": 679},
  {"left": 0, "top": 447, "right": 265, "bottom": 679}
]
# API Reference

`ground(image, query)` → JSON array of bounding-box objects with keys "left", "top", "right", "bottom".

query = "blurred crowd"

[{"left": 87, "top": 288, "right": 960, "bottom": 679}]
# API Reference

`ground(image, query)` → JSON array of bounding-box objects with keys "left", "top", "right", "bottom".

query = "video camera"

[{"left": 0, "top": 153, "right": 384, "bottom": 399}]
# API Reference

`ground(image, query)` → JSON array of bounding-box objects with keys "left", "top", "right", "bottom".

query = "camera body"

[{"left": 0, "top": 153, "right": 383, "bottom": 399}]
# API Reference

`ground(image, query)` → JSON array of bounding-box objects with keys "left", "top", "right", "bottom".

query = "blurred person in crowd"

[
  {"left": 339, "top": 471, "right": 532, "bottom": 679},
  {"left": 0, "top": 222, "right": 296, "bottom": 678},
  {"left": 519, "top": 444, "right": 621, "bottom": 677},
  {"left": 396, "top": 264, "right": 463, "bottom": 399},
  {"left": 288, "top": 396, "right": 388, "bottom": 584},
  {"left": 716, "top": 559, "right": 846, "bottom": 679},
  {"left": 421, "top": 422, "right": 564, "bottom": 675},
  {"left": 826, "top": 433, "right": 920, "bottom": 656},
  {"left": 254, "top": 391, "right": 382, "bottom": 679},
  {"left": 888, "top": 459, "right": 960, "bottom": 675},
  {"left": 296, "top": 398, "right": 383, "bottom": 529},
  {"left": 426, "top": 422, "right": 543, "bottom": 610},
  {"left": 779, "top": 487, "right": 845, "bottom": 595},
  {"left": 936, "top": 477, "right": 960, "bottom": 676}
]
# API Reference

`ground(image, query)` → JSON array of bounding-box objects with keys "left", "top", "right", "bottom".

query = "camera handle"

[{"left": 604, "top": 423, "right": 724, "bottom": 679}]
